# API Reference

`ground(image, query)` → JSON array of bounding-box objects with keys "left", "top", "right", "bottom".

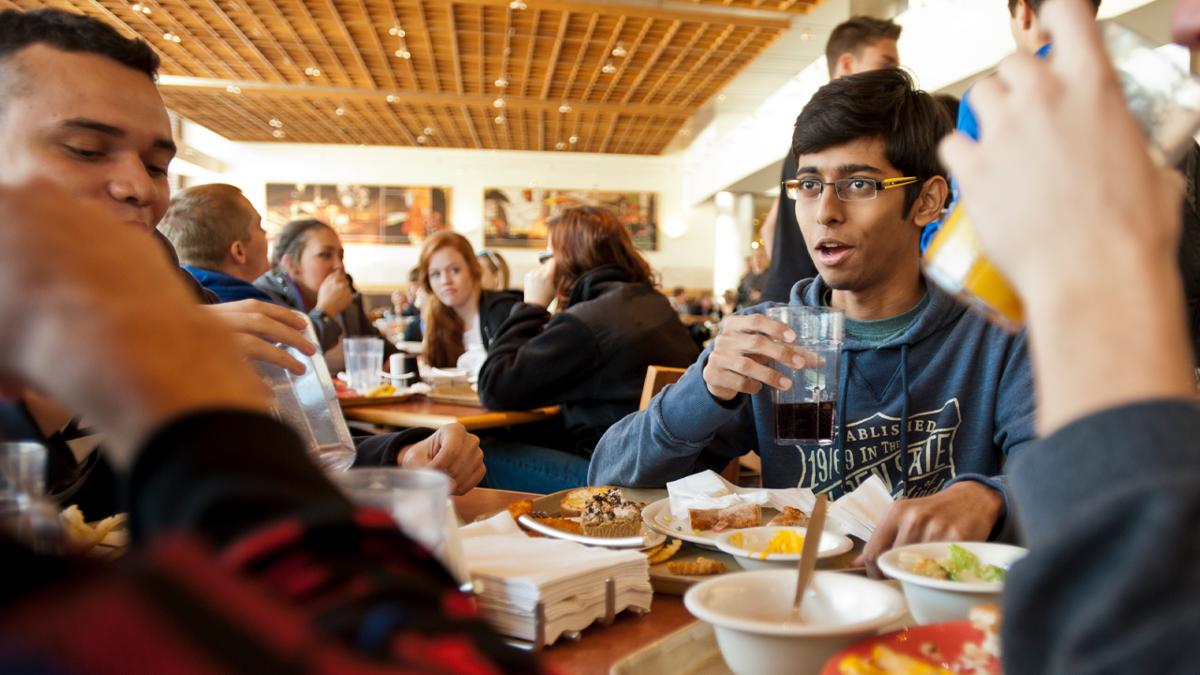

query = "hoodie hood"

[
  {"left": 788, "top": 275, "right": 967, "bottom": 351},
  {"left": 566, "top": 264, "right": 637, "bottom": 307}
]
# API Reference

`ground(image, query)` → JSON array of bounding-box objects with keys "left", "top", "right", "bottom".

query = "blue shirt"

[{"left": 183, "top": 265, "right": 276, "bottom": 304}]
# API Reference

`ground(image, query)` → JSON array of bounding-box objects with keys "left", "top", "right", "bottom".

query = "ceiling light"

[
  {"left": 569, "top": 135, "right": 578, "bottom": 144},
  {"left": 388, "top": 25, "right": 405, "bottom": 37},
  {"left": 272, "top": 129, "right": 286, "bottom": 139},
  {"left": 225, "top": 84, "right": 241, "bottom": 94},
  {"left": 601, "top": 61, "right": 617, "bottom": 74},
  {"left": 131, "top": 3, "right": 151, "bottom": 14},
  {"left": 800, "top": 28, "right": 812, "bottom": 41},
  {"left": 558, "top": 103, "right": 572, "bottom": 114},
  {"left": 395, "top": 49, "right": 411, "bottom": 59},
  {"left": 162, "top": 32, "right": 181, "bottom": 44},
  {"left": 386, "top": 94, "right": 399, "bottom": 103},
  {"left": 305, "top": 66, "right": 321, "bottom": 77},
  {"left": 494, "top": 77, "right": 509, "bottom": 89},
  {"left": 612, "top": 43, "right": 627, "bottom": 58},
  {"left": 555, "top": 141, "right": 566, "bottom": 150},
  {"left": 494, "top": 115, "right": 506, "bottom": 124},
  {"left": 509, "top": 0, "right": 527, "bottom": 9},
  {"left": 268, "top": 118, "right": 283, "bottom": 128},
  {"left": 334, "top": 107, "right": 346, "bottom": 116},
  {"left": 423, "top": 127, "right": 434, "bottom": 135},
  {"left": 493, "top": 97, "right": 506, "bottom": 109},
  {"left": 417, "top": 135, "right": 427, "bottom": 144}
]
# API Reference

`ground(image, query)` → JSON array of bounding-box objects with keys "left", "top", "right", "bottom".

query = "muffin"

[{"left": 581, "top": 488, "right": 645, "bottom": 538}]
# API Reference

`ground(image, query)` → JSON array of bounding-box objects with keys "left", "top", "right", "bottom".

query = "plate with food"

[
  {"left": 713, "top": 526, "right": 854, "bottom": 570},
  {"left": 334, "top": 379, "right": 417, "bottom": 407},
  {"left": 505, "top": 487, "right": 666, "bottom": 550},
  {"left": 820, "top": 614, "right": 1001, "bottom": 675},
  {"left": 640, "top": 497, "right": 809, "bottom": 549}
]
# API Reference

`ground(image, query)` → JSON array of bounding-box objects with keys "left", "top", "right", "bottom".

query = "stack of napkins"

[
  {"left": 827, "top": 475, "right": 894, "bottom": 541},
  {"left": 459, "top": 512, "right": 651, "bottom": 645}
]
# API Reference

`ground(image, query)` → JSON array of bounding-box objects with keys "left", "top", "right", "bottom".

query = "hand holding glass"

[{"left": 766, "top": 306, "right": 845, "bottom": 446}]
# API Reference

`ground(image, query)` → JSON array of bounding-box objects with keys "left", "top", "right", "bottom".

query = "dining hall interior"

[{"left": 2, "top": 0, "right": 1200, "bottom": 673}]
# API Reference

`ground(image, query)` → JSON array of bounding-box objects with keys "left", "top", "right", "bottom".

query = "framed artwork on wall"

[
  {"left": 265, "top": 183, "right": 451, "bottom": 244},
  {"left": 483, "top": 187, "right": 657, "bottom": 250}
]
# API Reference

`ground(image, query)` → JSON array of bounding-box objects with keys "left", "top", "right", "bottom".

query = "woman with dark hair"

[
  {"left": 477, "top": 206, "right": 700, "bottom": 491},
  {"left": 254, "top": 219, "right": 394, "bottom": 370},
  {"left": 417, "top": 232, "right": 520, "bottom": 371}
]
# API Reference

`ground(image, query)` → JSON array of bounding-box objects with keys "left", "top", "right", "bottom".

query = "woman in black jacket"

[
  {"left": 416, "top": 231, "right": 520, "bottom": 373},
  {"left": 477, "top": 206, "right": 700, "bottom": 492},
  {"left": 253, "top": 219, "right": 395, "bottom": 372}
]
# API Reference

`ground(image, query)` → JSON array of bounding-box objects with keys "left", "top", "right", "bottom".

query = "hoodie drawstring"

[
  {"left": 899, "top": 344, "right": 911, "bottom": 496},
  {"left": 836, "top": 350, "right": 851, "bottom": 494}
]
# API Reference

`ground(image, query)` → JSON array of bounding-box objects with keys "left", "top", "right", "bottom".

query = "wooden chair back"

[{"left": 638, "top": 366, "right": 687, "bottom": 411}]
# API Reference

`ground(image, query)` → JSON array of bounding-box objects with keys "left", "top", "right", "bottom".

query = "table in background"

[
  {"left": 453, "top": 488, "right": 695, "bottom": 675},
  {"left": 343, "top": 397, "right": 558, "bottom": 431}
]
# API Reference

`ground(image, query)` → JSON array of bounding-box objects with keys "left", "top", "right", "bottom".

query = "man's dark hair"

[
  {"left": 825, "top": 16, "right": 901, "bottom": 76},
  {"left": 1008, "top": 0, "right": 1101, "bottom": 16},
  {"left": 792, "top": 68, "right": 948, "bottom": 215},
  {"left": 0, "top": 8, "right": 159, "bottom": 79}
]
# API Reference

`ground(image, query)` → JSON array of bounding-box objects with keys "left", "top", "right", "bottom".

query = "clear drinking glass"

[
  {"left": 257, "top": 315, "right": 357, "bottom": 473},
  {"left": 924, "top": 23, "right": 1200, "bottom": 328},
  {"left": 344, "top": 337, "right": 384, "bottom": 394},
  {"left": 334, "top": 468, "right": 450, "bottom": 555},
  {"left": 766, "top": 306, "right": 845, "bottom": 446},
  {"left": 0, "top": 442, "right": 64, "bottom": 554}
]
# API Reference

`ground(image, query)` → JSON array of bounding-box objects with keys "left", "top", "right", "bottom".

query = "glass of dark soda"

[{"left": 766, "top": 306, "right": 844, "bottom": 447}]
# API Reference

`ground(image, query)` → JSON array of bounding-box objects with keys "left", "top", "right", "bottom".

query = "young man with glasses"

[{"left": 591, "top": 68, "right": 1035, "bottom": 576}]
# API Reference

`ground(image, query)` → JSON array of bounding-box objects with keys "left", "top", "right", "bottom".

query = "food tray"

[
  {"left": 514, "top": 489, "right": 665, "bottom": 549},
  {"left": 609, "top": 621, "right": 731, "bottom": 675}
]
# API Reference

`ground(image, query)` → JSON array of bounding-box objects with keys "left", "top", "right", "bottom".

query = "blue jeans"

[{"left": 478, "top": 437, "right": 591, "bottom": 494}]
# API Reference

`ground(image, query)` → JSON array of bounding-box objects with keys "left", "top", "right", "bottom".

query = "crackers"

[
  {"left": 644, "top": 538, "right": 682, "bottom": 564},
  {"left": 667, "top": 557, "right": 726, "bottom": 576}
]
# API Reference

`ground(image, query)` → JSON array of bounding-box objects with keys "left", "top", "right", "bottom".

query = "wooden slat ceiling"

[{"left": 5, "top": 0, "right": 820, "bottom": 153}]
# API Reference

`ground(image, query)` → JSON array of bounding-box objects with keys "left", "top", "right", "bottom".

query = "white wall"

[{"left": 178, "top": 121, "right": 715, "bottom": 292}]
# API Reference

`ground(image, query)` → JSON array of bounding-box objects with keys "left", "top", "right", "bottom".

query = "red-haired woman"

[
  {"left": 477, "top": 206, "right": 699, "bottom": 491},
  {"left": 417, "top": 231, "right": 520, "bottom": 373}
]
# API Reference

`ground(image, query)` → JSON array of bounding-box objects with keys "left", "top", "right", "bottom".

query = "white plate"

[
  {"left": 517, "top": 514, "right": 665, "bottom": 550},
  {"left": 713, "top": 526, "right": 853, "bottom": 569},
  {"left": 642, "top": 497, "right": 775, "bottom": 550}
]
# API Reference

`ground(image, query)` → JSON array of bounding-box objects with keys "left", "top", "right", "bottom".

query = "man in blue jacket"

[
  {"left": 159, "top": 183, "right": 276, "bottom": 303},
  {"left": 591, "top": 68, "right": 1035, "bottom": 575}
]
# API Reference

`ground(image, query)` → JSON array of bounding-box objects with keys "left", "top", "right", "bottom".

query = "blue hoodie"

[{"left": 589, "top": 276, "right": 1035, "bottom": 528}]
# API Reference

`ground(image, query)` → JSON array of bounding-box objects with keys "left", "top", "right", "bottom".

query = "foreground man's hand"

[
  {"left": 940, "top": 0, "right": 1194, "bottom": 432},
  {"left": 859, "top": 481, "right": 1003, "bottom": 578},
  {"left": 204, "top": 300, "right": 317, "bottom": 374},
  {"left": 399, "top": 423, "right": 485, "bottom": 495},
  {"left": 0, "top": 182, "right": 268, "bottom": 469}
]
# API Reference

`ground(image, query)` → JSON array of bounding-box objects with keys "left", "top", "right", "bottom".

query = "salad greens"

[{"left": 944, "top": 544, "right": 1006, "bottom": 582}]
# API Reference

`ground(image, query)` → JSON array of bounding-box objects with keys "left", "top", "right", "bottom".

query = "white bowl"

[
  {"left": 713, "top": 526, "right": 854, "bottom": 571},
  {"left": 684, "top": 569, "right": 907, "bottom": 675},
  {"left": 876, "top": 541, "right": 1027, "bottom": 625}
]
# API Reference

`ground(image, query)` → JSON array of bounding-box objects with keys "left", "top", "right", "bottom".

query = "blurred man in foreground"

[
  {"left": 0, "top": 182, "right": 541, "bottom": 672},
  {"left": 944, "top": 0, "right": 1200, "bottom": 669}
]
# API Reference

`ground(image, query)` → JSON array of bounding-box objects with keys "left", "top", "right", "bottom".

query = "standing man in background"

[{"left": 760, "top": 15, "right": 902, "bottom": 303}]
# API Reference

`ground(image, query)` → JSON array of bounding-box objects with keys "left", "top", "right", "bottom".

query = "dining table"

[{"left": 453, "top": 488, "right": 698, "bottom": 675}]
